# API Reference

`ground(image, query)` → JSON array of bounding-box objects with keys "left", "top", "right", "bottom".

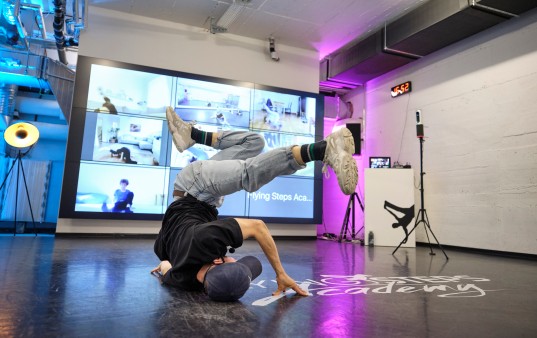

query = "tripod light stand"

[
  {"left": 1, "top": 122, "right": 40, "bottom": 235},
  {"left": 392, "top": 115, "right": 448, "bottom": 259},
  {"left": 338, "top": 192, "right": 365, "bottom": 243}
]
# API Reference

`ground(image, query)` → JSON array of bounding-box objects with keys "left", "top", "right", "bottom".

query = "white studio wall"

[
  {"left": 362, "top": 9, "right": 537, "bottom": 254},
  {"left": 78, "top": 7, "right": 319, "bottom": 93}
]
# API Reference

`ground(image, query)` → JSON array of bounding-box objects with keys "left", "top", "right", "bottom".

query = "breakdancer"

[{"left": 152, "top": 107, "right": 357, "bottom": 301}]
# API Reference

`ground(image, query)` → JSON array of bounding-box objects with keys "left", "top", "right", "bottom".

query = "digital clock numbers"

[{"left": 391, "top": 81, "right": 412, "bottom": 98}]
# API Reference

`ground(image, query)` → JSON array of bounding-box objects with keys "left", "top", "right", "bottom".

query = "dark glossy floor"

[{"left": 1, "top": 235, "right": 536, "bottom": 338}]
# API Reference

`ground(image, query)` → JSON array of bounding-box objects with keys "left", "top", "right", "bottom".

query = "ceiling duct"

[
  {"left": 324, "top": 30, "right": 417, "bottom": 87},
  {"left": 384, "top": 0, "right": 511, "bottom": 57},
  {"left": 322, "top": 0, "right": 537, "bottom": 89},
  {"left": 44, "top": 58, "right": 75, "bottom": 122},
  {"left": 0, "top": 50, "right": 48, "bottom": 88},
  {"left": 0, "top": 83, "right": 18, "bottom": 130},
  {"left": 0, "top": 50, "right": 74, "bottom": 122},
  {"left": 470, "top": 0, "right": 537, "bottom": 17}
]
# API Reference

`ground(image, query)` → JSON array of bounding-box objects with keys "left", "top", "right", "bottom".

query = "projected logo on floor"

[{"left": 251, "top": 275, "right": 497, "bottom": 306}]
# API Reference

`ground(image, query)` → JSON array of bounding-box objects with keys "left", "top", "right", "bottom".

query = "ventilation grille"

[
  {"left": 44, "top": 58, "right": 75, "bottom": 122},
  {"left": 0, "top": 158, "right": 51, "bottom": 223}
]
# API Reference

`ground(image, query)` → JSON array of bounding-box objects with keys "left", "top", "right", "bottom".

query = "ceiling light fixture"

[{"left": 210, "top": 0, "right": 252, "bottom": 34}]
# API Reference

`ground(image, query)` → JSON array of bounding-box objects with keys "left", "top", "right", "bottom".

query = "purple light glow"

[
  {"left": 321, "top": 118, "right": 365, "bottom": 238},
  {"left": 312, "top": 239, "right": 367, "bottom": 337}
]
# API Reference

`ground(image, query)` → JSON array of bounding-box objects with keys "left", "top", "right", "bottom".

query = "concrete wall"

[{"left": 352, "top": 10, "right": 537, "bottom": 254}]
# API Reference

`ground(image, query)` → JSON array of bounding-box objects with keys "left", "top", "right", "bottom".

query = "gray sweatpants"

[{"left": 174, "top": 131, "right": 305, "bottom": 207}]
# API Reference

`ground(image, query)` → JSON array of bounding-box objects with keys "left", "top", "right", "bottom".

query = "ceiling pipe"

[
  {"left": 66, "top": 0, "right": 88, "bottom": 44},
  {"left": 52, "top": 0, "right": 67, "bottom": 65},
  {"left": 6, "top": 0, "right": 84, "bottom": 58},
  {"left": 14, "top": 96, "right": 64, "bottom": 119}
]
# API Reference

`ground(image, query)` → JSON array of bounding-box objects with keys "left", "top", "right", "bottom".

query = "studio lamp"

[
  {"left": 1, "top": 122, "right": 40, "bottom": 235},
  {"left": 4, "top": 122, "right": 39, "bottom": 148}
]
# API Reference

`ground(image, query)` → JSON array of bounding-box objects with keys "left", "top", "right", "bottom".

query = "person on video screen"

[
  {"left": 100, "top": 96, "right": 118, "bottom": 114},
  {"left": 110, "top": 147, "right": 137, "bottom": 164},
  {"left": 263, "top": 98, "right": 282, "bottom": 130},
  {"left": 177, "top": 88, "right": 189, "bottom": 105},
  {"left": 151, "top": 107, "right": 358, "bottom": 302},
  {"left": 102, "top": 178, "right": 134, "bottom": 213}
]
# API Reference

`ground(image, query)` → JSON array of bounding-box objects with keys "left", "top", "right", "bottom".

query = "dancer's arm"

[{"left": 235, "top": 218, "right": 308, "bottom": 296}]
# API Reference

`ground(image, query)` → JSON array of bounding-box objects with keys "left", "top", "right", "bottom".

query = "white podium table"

[{"left": 364, "top": 169, "right": 415, "bottom": 247}]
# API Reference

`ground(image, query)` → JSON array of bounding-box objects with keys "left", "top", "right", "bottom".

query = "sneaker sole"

[
  {"left": 338, "top": 152, "right": 358, "bottom": 195},
  {"left": 165, "top": 106, "right": 192, "bottom": 152},
  {"left": 339, "top": 127, "right": 356, "bottom": 155},
  {"left": 166, "top": 106, "right": 179, "bottom": 134}
]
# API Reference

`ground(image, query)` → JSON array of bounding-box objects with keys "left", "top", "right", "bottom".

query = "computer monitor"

[{"left": 369, "top": 157, "right": 391, "bottom": 168}]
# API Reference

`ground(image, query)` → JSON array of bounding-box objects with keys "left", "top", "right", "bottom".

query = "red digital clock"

[{"left": 391, "top": 81, "right": 412, "bottom": 98}]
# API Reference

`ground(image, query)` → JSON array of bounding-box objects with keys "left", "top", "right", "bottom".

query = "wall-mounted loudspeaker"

[{"left": 346, "top": 123, "right": 361, "bottom": 155}]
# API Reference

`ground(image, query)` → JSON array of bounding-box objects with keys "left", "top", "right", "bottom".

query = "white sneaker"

[
  {"left": 332, "top": 127, "right": 355, "bottom": 154},
  {"left": 166, "top": 106, "right": 195, "bottom": 152},
  {"left": 322, "top": 127, "right": 358, "bottom": 195}
]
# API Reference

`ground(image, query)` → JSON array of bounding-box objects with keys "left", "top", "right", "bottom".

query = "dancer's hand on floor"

[
  {"left": 273, "top": 273, "right": 308, "bottom": 296},
  {"left": 151, "top": 260, "right": 172, "bottom": 277}
]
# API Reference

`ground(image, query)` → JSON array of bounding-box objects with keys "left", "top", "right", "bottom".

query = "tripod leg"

[
  {"left": 18, "top": 158, "right": 37, "bottom": 236},
  {"left": 392, "top": 222, "right": 419, "bottom": 254},
  {"left": 338, "top": 196, "right": 353, "bottom": 242},
  {"left": 351, "top": 195, "right": 356, "bottom": 239},
  {"left": 0, "top": 159, "right": 18, "bottom": 235},
  {"left": 423, "top": 210, "right": 449, "bottom": 260},
  {"left": 355, "top": 193, "right": 364, "bottom": 212},
  {"left": 0, "top": 159, "right": 17, "bottom": 191},
  {"left": 354, "top": 193, "right": 365, "bottom": 242},
  {"left": 392, "top": 209, "right": 421, "bottom": 255},
  {"left": 14, "top": 159, "right": 20, "bottom": 235},
  {"left": 423, "top": 224, "right": 435, "bottom": 255},
  {"left": 422, "top": 213, "right": 435, "bottom": 256},
  {"left": 338, "top": 205, "right": 351, "bottom": 242}
]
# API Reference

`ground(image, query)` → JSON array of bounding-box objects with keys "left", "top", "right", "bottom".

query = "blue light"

[
  {"left": 2, "top": 2, "right": 17, "bottom": 25},
  {"left": 0, "top": 57, "right": 22, "bottom": 69}
]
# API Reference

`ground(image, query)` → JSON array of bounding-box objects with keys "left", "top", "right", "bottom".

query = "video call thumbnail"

[
  {"left": 75, "top": 162, "right": 170, "bottom": 215},
  {"left": 174, "top": 78, "right": 252, "bottom": 129},
  {"left": 168, "top": 123, "right": 232, "bottom": 168},
  {"left": 87, "top": 64, "right": 173, "bottom": 117},
  {"left": 251, "top": 89, "right": 317, "bottom": 136},
  {"left": 259, "top": 131, "right": 315, "bottom": 177},
  {"left": 81, "top": 112, "right": 168, "bottom": 166}
]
